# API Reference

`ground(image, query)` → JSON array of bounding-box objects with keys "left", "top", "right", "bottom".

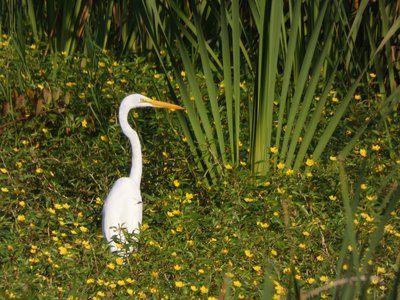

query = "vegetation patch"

[{"left": 1, "top": 36, "right": 399, "bottom": 299}]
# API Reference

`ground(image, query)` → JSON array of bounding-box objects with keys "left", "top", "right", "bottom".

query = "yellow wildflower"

[
  {"left": 286, "top": 168, "right": 294, "bottom": 176},
  {"left": 233, "top": 280, "right": 242, "bottom": 287},
  {"left": 305, "top": 158, "right": 315, "bottom": 167},
  {"left": 253, "top": 265, "right": 262, "bottom": 272},
  {"left": 372, "top": 144, "right": 381, "bottom": 151},
  {"left": 58, "top": 246, "right": 68, "bottom": 255},
  {"left": 244, "top": 249, "right": 253, "bottom": 258},
  {"left": 65, "top": 82, "right": 76, "bottom": 88},
  {"left": 306, "top": 278, "right": 316, "bottom": 284},
  {"left": 359, "top": 148, "right": 367, "bottom": 157},
  {"left": 140, "top": 223, "right": 149, "bottom": 231},
  {"left": 225, "top": 164, "right": 233, "bottom": 170},
  {"left": 377, "top": 267, "right": 385, "bottom": 274},
  {"left": 277, "top": 187, "right": 285, "bottom": 194},
  {"left": 256, "top": 221, "right": 269, "bottom": 229},
  {"left": 270, "top": 146, "right": 278, "bottom": 154},
  {"left": 117, "top": 280, "right": 125, "bottom": 286},
  {"left": 96, "top": 291, "right": 105, "bottom": 297},
  {"left": 17, "top": 215, "right": 26, "bottom": 222},
  {"left": 319, "top": 275, "right": 329, "bottom": 283},
  {"left": 79, "top": 226, "right": 89, "bottom": 233}
]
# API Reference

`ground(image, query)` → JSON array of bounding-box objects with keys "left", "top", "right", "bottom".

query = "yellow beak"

[{"left": 142, "top": 97, "right": 184, "bottom": 110}]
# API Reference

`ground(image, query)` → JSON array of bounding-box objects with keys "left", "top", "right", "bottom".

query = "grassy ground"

[{"left": 1, "top": 39, "right": 399, "bottom": 299}]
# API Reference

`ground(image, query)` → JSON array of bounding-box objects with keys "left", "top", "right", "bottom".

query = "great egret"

[{"left": 102, "top": 94, "right": 183, "bottom": 254}]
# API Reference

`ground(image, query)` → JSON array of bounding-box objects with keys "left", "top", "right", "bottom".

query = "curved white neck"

[{"left": 119, "top": 109, "right": 142, "bottom": 186}]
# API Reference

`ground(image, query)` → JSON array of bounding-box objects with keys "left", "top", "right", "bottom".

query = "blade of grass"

[
  {"left": 26, "top": 0, "right": 39, "bottom": 42},
  {"left": 251, "top": 0, "right": 283, "bottom": 176},
  {"left": 168, "top": 1, "right": 223, "bottom": 72},
  {"left": 220, "top": 0, "right": 234, "bottom": 163},
  {"left": 337, "top": 159, "right": 361, "bottom": 292},
  {"left": 176, "top": 36, "right": 222, "bottom": 174},
  {"left": 285, "top": 25, "right": 334, "bottom": 168},
  {"left": 378, "top": 0, "right": 396, "bottom": 93},
  {"left": 279, "top": 1, "right": 329, "bottom": 164},
  {"left": 338, "top": 84, "right": 400, "bottom": 160},
  {"left": 140, "top": 0, "right": 218, "bottom": 182},
  {"left": 343, "top": 0, "right": 369, "bottom": 71},
  {"left": 311, "top": 71, "right": 361, "bottom": 162},
  {"left": 232, "top": 0, "right": 241, "bottom": 165},
  {"left": 292, "top": 68, "right": 336, "bottom": 169},
  {"left": 274, "top": 0, "right": 301, "bottom": 167},
  {"left": 192, "top": 6, "right": 226, "bottom": 166}
]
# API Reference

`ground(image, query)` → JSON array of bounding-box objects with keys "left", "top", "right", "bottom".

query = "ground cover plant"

[{"left": 1, "top": 33, "right": 400, "bottom": 299}]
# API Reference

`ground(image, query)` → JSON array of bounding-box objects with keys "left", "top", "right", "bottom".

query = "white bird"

[{"left": 102, "top": 94, "right": 183, "bottom": 254}]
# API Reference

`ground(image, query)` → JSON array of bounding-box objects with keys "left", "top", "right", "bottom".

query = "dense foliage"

[{"left": 1, "top": 0, "right": 400, "bottom": 299}]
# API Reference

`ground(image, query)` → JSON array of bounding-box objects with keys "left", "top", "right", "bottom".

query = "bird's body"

[
  {"left": 102, "top": 177, "right": 142, "bottom": 253},
  {"left": 101, "top": 93, "right": 183, "bottom": 254}
]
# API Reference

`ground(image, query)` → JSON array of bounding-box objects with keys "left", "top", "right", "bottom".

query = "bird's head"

[{"left": 121, "top": 94, "right": 184, "bottom": 111}]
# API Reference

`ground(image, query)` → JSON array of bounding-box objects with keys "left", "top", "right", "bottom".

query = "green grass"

[{"left": 1, "top": 37, "right": 400, "bottom": 299}]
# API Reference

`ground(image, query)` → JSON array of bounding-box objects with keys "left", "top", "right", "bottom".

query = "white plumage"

[{"left": 102, "top": 94, "right": 183, "bottom": 254}]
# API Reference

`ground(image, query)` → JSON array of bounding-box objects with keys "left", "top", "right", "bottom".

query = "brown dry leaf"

[
  {"left": 35, "top": 98, "right": 43, "bottom": 115},
  {"left": 16, "top": 95, "right": 25, "bottom": 109},
  {"left": 64, "top": 92, "right": 71, "bottom": 105},
  {"left": 52, "top": 87, "right": 61, "bottom": 101},
  {"left": 2, "top": 102, "right": 10, "bottom": 116},
  {"left": 26, "top": 88, "right": 36, "bottom": 103},
  {"left": 43, "top": 87, "right": 52, "bottom": 104}
]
